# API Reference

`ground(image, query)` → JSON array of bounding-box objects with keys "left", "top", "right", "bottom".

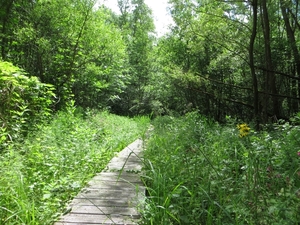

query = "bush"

[{"left": 0, "top": 60, "right": 55, "bottom": 146}]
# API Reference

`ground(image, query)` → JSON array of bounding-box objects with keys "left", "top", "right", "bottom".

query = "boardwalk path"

[{"left": 54, "top": 139, "right": 145, "bottom": 225}]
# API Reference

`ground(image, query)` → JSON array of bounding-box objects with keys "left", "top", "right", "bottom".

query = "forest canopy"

[{"left": 1, "top": 0, "right": 300, "bottom": 123}]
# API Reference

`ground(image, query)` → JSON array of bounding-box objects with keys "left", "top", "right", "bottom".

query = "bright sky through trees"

[{"left": 99, "top": 0, "right": 173, "bottom": 36}]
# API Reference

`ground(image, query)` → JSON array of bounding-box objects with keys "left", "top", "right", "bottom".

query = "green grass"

[
  {"left": 141, "top": 112, "right": 300, "bottom": 225},
  {"left": 0, "top": 109, "right": 150, "bottom": 224}
]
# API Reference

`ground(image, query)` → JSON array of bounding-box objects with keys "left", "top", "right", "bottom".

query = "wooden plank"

[
  {"left": 70, "top": 199, "right": 134, "bottom": 207},
  {"left": 55, "top": 222, "right": 136, "bottom": 225},
  {"left": 110, "top": 155, "right": 142, "bottom": 162},
  {"left": 69, "top": 205, "right": 138, "bottom": 216},
  {"left": 92, "top": 172, "right": 142, "bottom": 183},
  {"left": 94, "top": 171, "right": 141, "bottom": 177},
  {"left": 75, "top": 189, "right": 142, "bottom": 199},
  {"left": 106, "top": 163, "right": 142, "bottom": 172},
  {"left": 55, "top": 223, "right": 135, "bottom": 225},
  {"left": 82, "top": 185, "right": 144, "bottom": 192},
  {"left": 57, "top": 214, "right": 139, "bottom": 224},
  {"left": 85, "top": 178, "right": 138, "bottom": 186},
  {"left": 55, "top": 223, "right": 136, "bottom": 225}
]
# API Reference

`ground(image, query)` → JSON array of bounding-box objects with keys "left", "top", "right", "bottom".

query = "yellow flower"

[{"left": 237, "top": 123, "right": 250, "bottom": 138}]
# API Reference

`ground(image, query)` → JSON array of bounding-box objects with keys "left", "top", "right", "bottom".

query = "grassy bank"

[
  {"left": 141, "top": 112, "right": 300, "bottom": 225},
  {"left": 0, "top": 109, "right": 150, "bottom": 224}
]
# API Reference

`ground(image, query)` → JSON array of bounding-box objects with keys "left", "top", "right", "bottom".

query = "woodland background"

[{"left": 1, "top": 0, "right": 300, "bottom": 131}]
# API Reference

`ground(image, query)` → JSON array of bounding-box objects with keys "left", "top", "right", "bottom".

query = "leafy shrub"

[{"left": 0, "top": 60, "right": 55, "bottom": 146}]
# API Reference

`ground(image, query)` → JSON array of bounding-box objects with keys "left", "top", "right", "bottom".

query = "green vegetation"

[
  {"left": 1, "top": 0, "right": 300, "bottom": 121},
  {"left": 142, "top": 112, "right": 300, "bottom": 225},
  {"left": 0, "top": 109, "right": 149, "bottom": 224},
  {"left": 0, "top": 60, "right": 55, "bottom": 148},
  {"left": 1, "top": 0, "right": 300, "bottom": 224}
]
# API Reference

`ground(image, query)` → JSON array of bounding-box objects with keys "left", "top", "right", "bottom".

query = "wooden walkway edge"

[{"left": 54, "top": 139, "right": 145, "bottom": 225}]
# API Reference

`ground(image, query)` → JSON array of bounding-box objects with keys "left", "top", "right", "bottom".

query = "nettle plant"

[{"left": 0, "top": 61, "right": 55, "bottom": 146}]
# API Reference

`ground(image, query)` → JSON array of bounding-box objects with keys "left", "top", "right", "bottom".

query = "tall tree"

[
  {"left": 116, "top": 0, "right": 155, "bottom": 115},
  {"left": 249, "top": 0, "right": 259, "bottom": 127},
  {"left": 72, "top": 8, "right": 129, "bottom": 109},
  {"left": 260, "top": 0, "right": 279, "bottom": 120},
  {"left": 280, "top": 0, "right": 300, "bottom": 112}
]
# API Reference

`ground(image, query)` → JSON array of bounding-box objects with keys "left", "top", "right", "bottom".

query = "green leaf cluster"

[{"left": 0, "top": 60, "right": 55, "bottom": 146}]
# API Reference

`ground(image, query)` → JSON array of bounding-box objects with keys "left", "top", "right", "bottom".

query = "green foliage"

[
  {"left": 0, "top": 60, "right": 55, "bottom": 146},
  {"left": 142, "top": 113, "right": 300, "bottom": 224},
  {"left": 73, "top": 9, "right": 129, "bottom": 110},
  {"left": 115, "top": 0, "right": 156, "bottom": 115},
  {"left": 1, "top": 0, "right": 300, "bottom": 120},
  {"left": 145, "top": 0, "right": 300, "bottom": 122},
  {"left": 0, "top": 110, "right": 150, "bottom": 224},
  {"left": 0, "top": 0, "right": 130, "bottom": 111}
]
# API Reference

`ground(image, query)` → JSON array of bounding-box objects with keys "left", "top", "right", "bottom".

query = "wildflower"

[
  {"left": 237, "top": 123, "right": 250, "bottom": 138},
  {"left": 297, "top": 152, "right": 300, "bottom": 156}
]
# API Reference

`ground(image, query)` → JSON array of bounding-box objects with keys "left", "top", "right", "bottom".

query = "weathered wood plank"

[
  {"left": 86, "top": 178, "right": 143, "bottom": 188},
  {"left": 55, "top": 222, "right": 136, "bottom": 225},
  {"left": 69, "top": 205, "right": 138, "bottom": 215},
  {"left": 57, "top": 213, "right": 139, "bottom": 224},
  {"left": 90, "top": 172, "right": 143, "bottom": 183},
  {"left": 106, "top": 163, "right": 142, "bottom": 172},
  {"left": 108, "top": 152, "right": 142, "bottom": 161},
  {"left": 81, "top": 186, "right": 144, "bottom": 193},
  {"left": 69, "top": 199, "right": 135, "bottom": 208},
  {"left": 75, "top": 190, "right": 141, "bottom": 199},
  {"left": 55, "top": 223, "right": 135, "bottom": 225},
  {"left": 83, "top": 185, "right": 143, "bottom": 192}
]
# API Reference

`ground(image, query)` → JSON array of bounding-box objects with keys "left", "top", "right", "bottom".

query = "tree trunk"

[
  {"left": 249, "top": 0, "right": 259, "bottom": 129},
  {"left": 261, "top": 0, "right": 279, "bottom": 121},
  {"left": 0, "top": 0, "right": 15, "bottom": 59},
  {"left": 280, "top": 0, "right": 300, "bottom": 112}
]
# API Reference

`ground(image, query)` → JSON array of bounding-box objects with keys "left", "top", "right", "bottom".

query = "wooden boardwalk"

[{"left": 54, "top": 139, "right": 145, "bottom": 225}]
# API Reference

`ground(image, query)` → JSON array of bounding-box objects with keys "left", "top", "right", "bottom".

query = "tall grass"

[
  {"left": 141, "top": 112, "right": 300, "bottom": 225},
  {"left": 0, "top": 109, "right": 150, "bottom": 224}
]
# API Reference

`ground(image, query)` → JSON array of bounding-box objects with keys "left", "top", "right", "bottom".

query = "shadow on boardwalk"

[{"left": 54, "top": 139, "right": 145, "bottom": 225}]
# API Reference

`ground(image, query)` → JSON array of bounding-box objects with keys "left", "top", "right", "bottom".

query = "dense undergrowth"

[
  {"left": 141, "top": 112, "right": 300, "bottom": 225},
  {"left": 0, "top": 109, "right": 149, "bottom": 224}
]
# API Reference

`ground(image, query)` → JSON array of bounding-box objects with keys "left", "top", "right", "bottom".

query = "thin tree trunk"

[
  {"left": 0, "top": 0, "right": 15, "bottom": 59},
  {"left": 249, "top": 0, "right": 259, "bottom": 129}
]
